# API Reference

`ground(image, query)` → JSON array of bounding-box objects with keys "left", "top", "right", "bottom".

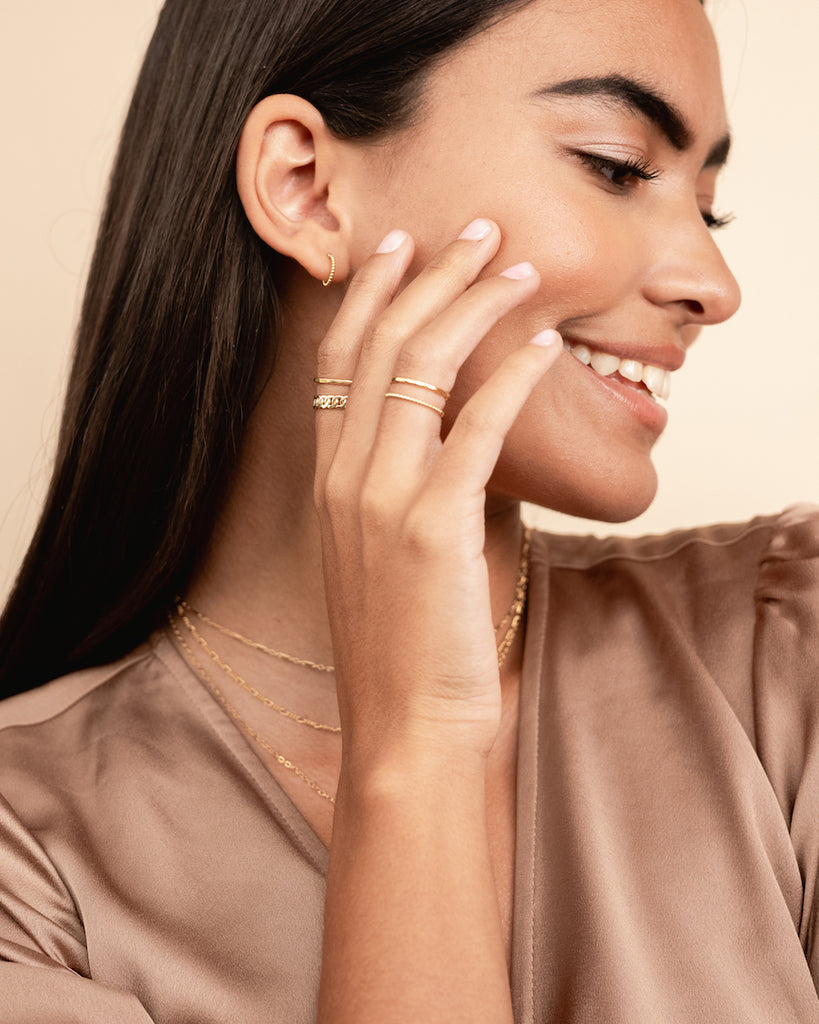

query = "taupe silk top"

[{"left": 1, "top": 506, "right": 818, "bottom": 1023}]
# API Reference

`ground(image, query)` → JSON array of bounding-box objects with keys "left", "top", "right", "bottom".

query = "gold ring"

[
  {"left": 391, "top": 376, "right": 451, "bottom": 400},
  {"left": 384, "top": 392, "right": 445, "bottom": 419},
  {"left": 313, "top": 395, "right": 348, "bottom": 410},
  {"left": 313, "top": 378, "right": 352, "bottom": 386}
]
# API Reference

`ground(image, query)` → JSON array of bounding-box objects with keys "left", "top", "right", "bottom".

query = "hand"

[{"left": 313, "top": 220, "right": 561, "bottom": 766}]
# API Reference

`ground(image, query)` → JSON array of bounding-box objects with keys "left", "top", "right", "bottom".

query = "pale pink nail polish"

[
  {"left": 530, "top": 329, "right": 561, "bottom": 348},
  {"left": 458, "top": 218, "right": 492, "bottom": 241},
  {"left": 376, "top": 229, "right": 409, "bottom": 254},
  {"left": 500, "top": 262, "right": 536, "bottom": 280}
]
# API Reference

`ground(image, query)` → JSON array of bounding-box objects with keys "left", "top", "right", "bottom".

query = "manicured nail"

[
  {"left": 458, "top": 218, "right": 493, "bottom": 241},
  {"left": 500, "top": 262, "right": 536, "bottom": 280},
  {"left": 530, "top": 329, "right": 561, "bottom": 348},
  {"left": 376, "top": 229, "right": 409, "bottom": 254}
]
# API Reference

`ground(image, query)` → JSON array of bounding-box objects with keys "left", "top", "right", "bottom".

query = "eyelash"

[{"left": 575, "top": 152, "right": 735, "bottom": 230}]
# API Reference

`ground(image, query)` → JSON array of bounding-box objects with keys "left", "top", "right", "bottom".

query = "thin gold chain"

[
  {"left": 178, "top": 599, "right": 336, "bottom": 673},
  {"left": 179, "top": 525, "right": 532, "bottom": 677},
  {"left": 169, "top": 615, "right": 337, "bottom": 804},
  {"left": 174, "top": 601, "right": 340, "bottom": 733},
  {"left": 496, "top": 528, "right": 531, "bottom": 669}
]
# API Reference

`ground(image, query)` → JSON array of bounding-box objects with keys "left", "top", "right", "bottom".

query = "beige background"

[{"left": 1, "top": 0, "right": 817, "bottom": 602}]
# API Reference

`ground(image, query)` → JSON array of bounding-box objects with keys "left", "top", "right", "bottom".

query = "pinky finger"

[{"left": 425, "top": 329, "right": 562, "bottom": 500}]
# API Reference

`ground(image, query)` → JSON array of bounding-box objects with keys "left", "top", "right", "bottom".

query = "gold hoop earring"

[{"left": 322, "top": 253, "right": 336, "bottom": 287}]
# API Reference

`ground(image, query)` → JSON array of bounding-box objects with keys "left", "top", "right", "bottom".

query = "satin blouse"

[{"left": 1, "top": 505, "right": 818, "bottom": 1023}]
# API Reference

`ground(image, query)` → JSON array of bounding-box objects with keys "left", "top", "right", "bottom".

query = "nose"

[{"left": 642, "top": 215, "right": 742, "bottom": 327}]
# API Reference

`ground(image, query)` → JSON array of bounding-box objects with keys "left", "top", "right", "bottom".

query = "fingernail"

[
  {"left": 500, "top": 262, "right": 536, "bottom": 280},
  {"left": 458, "top": 218, "right": 492, "bottom": 241},
  {"left": 530, "top": 328, "right": 561, "bottom": 348},
  {"left": 376, "top": 229, "right": 409, "bottom": 254}
]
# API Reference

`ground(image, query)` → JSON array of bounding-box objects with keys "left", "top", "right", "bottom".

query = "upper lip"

[{"left": 561, "top": 335, "right": 686, "bottom": 373}]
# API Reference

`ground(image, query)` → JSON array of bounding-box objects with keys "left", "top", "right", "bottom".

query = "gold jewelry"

[
  {"left": 313, "top": 394, "right": 348, "bottom": 410},
  {"left": 321, "top": 253, "right": 336, "bottom": 287},
  {"left": 496, "top": 528, "right": 531, "bottom": 669},
  {"left": 169, "top": 615, "right": 336, "bottom": 804},
  {"left": 177, "top": 598, "right": 335, "bottom": 673},
  {"left": 313, "top": 378, "right": 352, "bottom": 386},
  {"left": 391, "top": 376, "right": 451, "bottom": 401},
  {"left": 175, "top": 602, "right": 340, "bottom": 732},
  {"left": 384, "top": 391, "right": 445, "bottom": 418}
]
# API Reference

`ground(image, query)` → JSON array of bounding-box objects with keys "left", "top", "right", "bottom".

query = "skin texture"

[{"left": 185, "top": 1, "right": 742, "bottom": 1020}]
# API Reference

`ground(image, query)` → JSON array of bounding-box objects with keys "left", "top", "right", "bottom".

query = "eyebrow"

[{"left": 535, "top": 74, "right": 731, "bottom": 169}]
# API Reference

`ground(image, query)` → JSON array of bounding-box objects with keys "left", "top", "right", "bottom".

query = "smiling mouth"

[{"left": 564, "top": 341, "right": 671, "bottom": 401}]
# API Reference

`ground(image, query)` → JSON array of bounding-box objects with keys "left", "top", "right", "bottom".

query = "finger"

[
  {"left": 361, "top": 263, "right": 543, "bottom": 506},
  {"left": 314, "top": 230, "right": 414, "bottom": 490},
  {"left": 330, "top": 221, "right": 503, "bottom": 452},
  {"left": 418, "top": 329, "right": 563, "bottom": 514}
]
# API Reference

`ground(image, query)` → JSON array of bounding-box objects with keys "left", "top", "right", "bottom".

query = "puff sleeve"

[{"left": 0, "top": 793, "right": 155, "bottom": 1022}]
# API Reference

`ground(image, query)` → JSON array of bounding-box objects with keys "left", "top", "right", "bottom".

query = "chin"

[{"left": 491, "top": 452, "right": 659, "bottom": 525}]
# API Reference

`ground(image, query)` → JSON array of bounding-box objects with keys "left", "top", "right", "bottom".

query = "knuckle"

[
  {"left": 401, "top": 509, "right": 447, "bottom": 560},
  {"left": 321, "top": 466, "right": 353, "bottom": 517},
  {"left": 455, "top": 403, "right": 498, "bottom": 441},
  {"left": 316, "top": 336, "right": 348, "bottom": 376}
]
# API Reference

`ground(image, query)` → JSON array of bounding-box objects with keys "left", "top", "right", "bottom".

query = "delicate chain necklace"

[
  {"left": 175, "top": 601, "right": 341, "bottom": 733},
  {"left": 169, "top": 614, "right": 338, "bottom": 804},
  {"left": 171, "top": 527, "right": 532, "bottom": 805},
  {"left": 178, "top": 526, "right": 531, "bottom": 679}
]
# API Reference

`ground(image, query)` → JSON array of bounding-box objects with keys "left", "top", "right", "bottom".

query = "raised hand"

[{"left": 313, "top": 220, "right": 561, "bottom": 769}]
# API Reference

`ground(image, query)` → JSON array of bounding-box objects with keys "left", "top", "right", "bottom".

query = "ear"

[{"left": 236, "top": 95, "right": 352, "bottom": 284}]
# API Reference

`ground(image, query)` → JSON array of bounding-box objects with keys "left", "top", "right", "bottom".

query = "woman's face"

[{"left": 349, "top": 0, "right": 741, "bottom": 521}]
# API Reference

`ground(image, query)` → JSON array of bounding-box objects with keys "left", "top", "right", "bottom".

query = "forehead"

[{"left": 426, "top": 0, "right": 727, "bottom": 141}]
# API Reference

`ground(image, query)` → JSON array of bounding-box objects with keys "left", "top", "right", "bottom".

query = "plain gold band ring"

[
  {"left": 384, "top": 392, "right": 445, "bottom": 418},
  {"left": 313, "top": 394, "right": 348, "bottom": 410},
  {"left": 313, "top": 377, "right": 353, "bottom": 386},
  {"left": 391, "top": 376, "right": 451, "bottom": 400}
]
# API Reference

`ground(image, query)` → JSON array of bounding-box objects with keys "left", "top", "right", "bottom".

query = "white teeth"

[
  {"left": 568, "top": 342, "right": 672, "bottom": 401},
  {"left": 619, "top": 359, "right": 643, "bottom": 383},
  {"left": 589, "top": 351, "right": 621, "bottom": 376},
  {"left": 642, "top": 364, "right": 671, "bottom": 401},
  {"left": 571, "top": 343, "right": 592, "bottom": 365}
]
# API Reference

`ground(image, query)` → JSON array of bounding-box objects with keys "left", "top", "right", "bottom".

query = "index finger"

[{"left": 313, "top": 230, "right": 415, "bottom": 489}]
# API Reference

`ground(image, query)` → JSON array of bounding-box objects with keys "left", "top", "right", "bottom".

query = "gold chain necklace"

[
  {"left": 171, "top": 527, "right": 532, "bottom": 805},
  {"left": 175, "top": 601, "right": 341, "bottom": 733},
  {"left": 169, "top": 615, "right": 338, "bottom": 804},
  {"left": 178, "top": 525, "right": 531, "bottom": 681}
]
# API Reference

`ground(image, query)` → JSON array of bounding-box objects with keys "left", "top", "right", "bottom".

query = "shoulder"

[
  {"left": 530, "top": 504, "right": 819, "bottom": 813},
  {"left": 0, "top": 634, "right": 199, "bottom": 816},
  {"left": 533, "top": 504, "right": 819, "bottom": 648}
]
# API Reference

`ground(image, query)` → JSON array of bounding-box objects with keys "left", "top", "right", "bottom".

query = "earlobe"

[{"left": 236, "top": 94, "right": 349, "bottom": 283}]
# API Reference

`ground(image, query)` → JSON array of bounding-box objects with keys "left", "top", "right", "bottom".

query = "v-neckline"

[{"left": 158, "top": 532, "right": 548, "bottom": 1021}]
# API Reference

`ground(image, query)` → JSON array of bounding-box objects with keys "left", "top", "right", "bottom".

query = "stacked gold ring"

[
  {"left": 385, "top": 375, "right": 449, "bottom": 418},
  {"left": 313, "top": 377, "right": 352, "bottom": 411}
]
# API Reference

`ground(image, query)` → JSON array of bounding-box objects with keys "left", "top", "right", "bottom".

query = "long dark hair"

[{"left": 0, "top": 0, "right": 534, "bottom": 698}]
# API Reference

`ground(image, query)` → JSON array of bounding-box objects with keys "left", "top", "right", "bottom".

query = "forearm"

[{"left": 317, "top": 745, "right": 513, "bottom": 1024}]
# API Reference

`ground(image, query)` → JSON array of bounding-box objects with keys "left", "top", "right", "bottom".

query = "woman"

[{"left": 1, "top": 0, "right": 817, "bottom": 1021}]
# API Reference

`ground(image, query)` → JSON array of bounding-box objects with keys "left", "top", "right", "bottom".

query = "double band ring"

[
  {"left": 391, "top": 376, "right": 451, "bottom": 400},
  {"left": 313, "top": 376, "right": 352, "bottom": 411}
]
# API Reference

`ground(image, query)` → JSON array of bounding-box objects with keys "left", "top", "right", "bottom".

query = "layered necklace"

[{"left": 170, "top": 528, "right": 531, "bottom": 805}]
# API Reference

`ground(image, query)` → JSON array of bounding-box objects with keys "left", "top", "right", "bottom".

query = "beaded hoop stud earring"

[{"left": 322, "top": 253, "right": 336, "bottom": 287}]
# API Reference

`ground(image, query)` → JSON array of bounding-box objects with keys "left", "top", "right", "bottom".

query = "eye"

[
  {"left": 701, "top": 210, "right": 735, "bottom": 231},
  {"left": 575, "top": 151, "right": 661, "bottom": 189}
]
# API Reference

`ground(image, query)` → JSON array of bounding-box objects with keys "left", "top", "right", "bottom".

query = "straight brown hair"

[{"left": 0, "top": 0, "right": 536, "bottom": 698}]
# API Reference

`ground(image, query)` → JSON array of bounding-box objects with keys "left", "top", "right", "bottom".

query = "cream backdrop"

[{"left": 1, "top": 0, "right": 817, "bottom": 604}]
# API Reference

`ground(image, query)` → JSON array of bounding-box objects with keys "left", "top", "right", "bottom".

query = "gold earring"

[{"left": 322, "top": 253, "right": 336, "bottom": 287}]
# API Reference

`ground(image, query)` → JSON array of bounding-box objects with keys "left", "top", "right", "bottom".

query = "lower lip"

[{"left": 571, "top": 355, "right": 669, "bottom": 434}]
